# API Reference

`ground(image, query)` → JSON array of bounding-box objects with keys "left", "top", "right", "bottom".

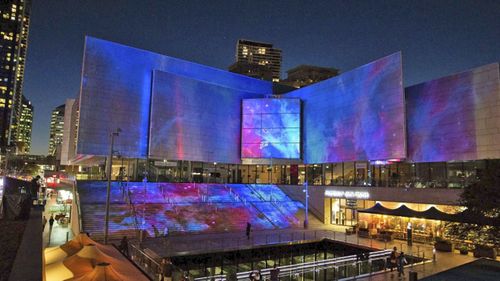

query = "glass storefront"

[
  {"left": 326, "top": 199, "right": 461, "bottom": 242},
  {"left": 329, "top": 198, "right": 374, "bottom": 226},
  {"left": 87, "top": 158, "right": 489, "bottom": 189}
]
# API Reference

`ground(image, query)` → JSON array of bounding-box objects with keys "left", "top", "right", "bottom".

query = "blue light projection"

[
  {"left": 241, "top": 99, "right": 301, "bottom": 159},
  {"left": 149, "top": 70, "right": 264, "bottom": 163},
  {"left": 285, "top": 52, "right": 406, "bottom": 164},
  {"left": 78, "top": 181, "right": 304, "bottom": 236},
  {"left": 78, "top": 37, "right": 272, "bottom": 158},
  {"left": 406, "top": 63, "right": 500, "bottom": 162}
]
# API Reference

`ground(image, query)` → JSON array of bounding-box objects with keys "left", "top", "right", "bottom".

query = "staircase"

[{"left": 77, "top": 181, "right": 306, "bottom": 239}]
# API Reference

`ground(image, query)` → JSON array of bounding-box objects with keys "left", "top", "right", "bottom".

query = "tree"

[{"left": 446, "top": 160, "right": 500, "bottom": 246}]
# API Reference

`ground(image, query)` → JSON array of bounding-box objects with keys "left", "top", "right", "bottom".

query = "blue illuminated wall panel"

[
  {"left": 285, "top": 53, "right": 406, "bottom": 164},
  {"left": 78, "top": 37, "right": 271, "bottom": 158},
  {"left": 149, "top": 70, "right": 266, "bottom": 163},
  {"left": 406, "top": 63, "right": 500, "bottom": 162},
  {"left": 241, "top": 99, "right": 301, "bottom": 159}
]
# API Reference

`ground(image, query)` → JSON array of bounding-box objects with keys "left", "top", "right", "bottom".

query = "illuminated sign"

[{"left": 324, "top": 190, "right": 370, "bottom": 199}]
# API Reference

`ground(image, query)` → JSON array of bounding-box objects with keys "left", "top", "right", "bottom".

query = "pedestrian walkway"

[
  {"left": 137, "top": 225, "right": 482, "bottom": 281},
  {"left": 357, "top": 251, "right": 475, "bottom": 280},
  {"left": 42, "top": 194, "right": 74, "bottom": 247}
]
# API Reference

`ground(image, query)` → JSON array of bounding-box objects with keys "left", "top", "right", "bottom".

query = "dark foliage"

[{"left": 446, "top": 160, "right": 500, "bottom": 246}]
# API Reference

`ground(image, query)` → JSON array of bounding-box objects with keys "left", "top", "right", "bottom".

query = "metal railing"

[
  {"left": 129, "top": 228, "right": 434, "bottom": 281},
  {"left": 129, "top": 243, "right": 186, "bottom": 281},
  {"left": 71, "top": 180, "right": 83, "bottom": 234},
  {"left": 193, "top": 249, "right": 392, "bottom": 281},
  {"left": 245, "top": 184, "right": 301, "bottom": 227},
  {"left": 123, "top": 183, "right": 140, "bottom": 239}
]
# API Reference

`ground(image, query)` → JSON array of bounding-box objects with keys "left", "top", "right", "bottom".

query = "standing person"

[
  {"left": 270, "top": 264, "right": 280, "bottom": 281},
  {"left": 119, "top": 236, "right": 129, "bottom": 257},
  {"left": 42, "top": 216, "right": 47, "bottom": 231},
  {"left": 246, "top": 222, "right": 252, "bottom": 240},
  {"left": 163, "top": 225, "right": 169, "bottom": 237},
  {"left": 389, "top": 246, "right": 398, "bottom": 272},
  {"left": 49, "top": 215, "right": 55, "bottom": 231},
  {"left": 397, "top": 252, "right": 408, "bottom": 278},
  {"left": 407, "top": 222, "right": 413, "bottom": 246},
  {"left": 161, "top": 258, "right": 173, "bottom": 281}
]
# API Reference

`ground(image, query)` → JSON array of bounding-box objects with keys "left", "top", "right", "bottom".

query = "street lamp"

[
  {"left": 104, "top": 128, "right": 121, "bottom": 244},
  {"left": 303, "top": 181, "right": 309, "bottom": 229}
]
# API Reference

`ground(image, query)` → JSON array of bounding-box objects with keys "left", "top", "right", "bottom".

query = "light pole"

[
  {"left": 303, "top": 181, "right": 309, "bottom": 229},
  {"left": 104, "top": 128, "right": 121, "bottom": 244}
]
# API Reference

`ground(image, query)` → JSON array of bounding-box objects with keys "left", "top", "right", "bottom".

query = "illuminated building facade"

[
  {"left": 48, "top": 104, "right": 65, "bottom": 156},
  {"left": 230, "top": 39, "right": 282, "bottom": 82},
  {"left": 62, "top": 37, "right": 499, "bottom": 188},
  {"left": 0, "top": 0, "right": 31, "bottom": 152},
  {"left": 15, "top": 95, "right": 32, "bottom": 153}
]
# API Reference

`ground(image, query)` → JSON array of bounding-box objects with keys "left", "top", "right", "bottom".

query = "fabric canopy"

[
  {"left": 68, "top": 262, "right": 128, "bottom": 281},
  {"left": 357, "top": 203, "right": 393, "bottom": 215},
  {"left": 45, "top": 233, "right": 99, "bottom": 265},
  {"left": 359, "top": 204, "right": 498, "bottom": 226}
]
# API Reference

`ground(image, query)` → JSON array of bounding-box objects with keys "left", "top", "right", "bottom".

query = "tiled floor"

[{"left": 42, "top": 195, "right": 74, "bottom": 247}]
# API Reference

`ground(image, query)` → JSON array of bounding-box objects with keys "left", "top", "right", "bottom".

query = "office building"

[
  {"left": 13, "top": 95, "right": 32, "bottom": 153},
  {"left": 282, "top": 65, "right": 340, "bottom": 88},
  {"left": 48, "top": 104, "right": 65, "bottom": 156},
  {"left": 230, "top": 39, "right": 282, "bottom": 82},
  {"left": 0, "top": 0, "right": 31, "bottom": 151}
]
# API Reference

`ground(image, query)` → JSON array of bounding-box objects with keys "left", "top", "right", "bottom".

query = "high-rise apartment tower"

[
  {"left": 48, "top": 104, "right": 65, "bottom": 156},
  {"left": 230, "top": 39, "right": 282, "bottom": 82},
  {"left": 0, "top": 0, "right": 31, "bottom": 152}
]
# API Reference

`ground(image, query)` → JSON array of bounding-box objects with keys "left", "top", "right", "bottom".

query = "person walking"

[
  {"left": 246, "top": 222, "right": 252, "bottom": 240},
  {"left": 397, "top": 252, "right": 408, "bottom": 278},
  {"left": 49, "top": 215, "right": 55, "bottom": 231},
  {"left": 161, "top": 258, "right": 173, "bottom": 281},
  {"left": 42, "top": 216, "right": 47, "bottom": 232},
  {"left": 389, "top": 246, "right": 398, "bottom": 272}
]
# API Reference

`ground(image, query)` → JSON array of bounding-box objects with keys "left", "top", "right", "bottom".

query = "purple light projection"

[
  {"left": 78, "top": 182, "right": 304, "bottom": 237},
  {"left": 285, "top": 52, "right": 406, "bottom": 163},
  {"left": 241, "top": 99, "right": 301, "bottom": 159},
  {"left": 78, "top": 37, "right": 270, "bottom": 159},
  {"left": 406, "top": 63, "right": 500, "bottom": 162},
  {"left": 149, "top": 70, "right": 267, "bottom": 163}
]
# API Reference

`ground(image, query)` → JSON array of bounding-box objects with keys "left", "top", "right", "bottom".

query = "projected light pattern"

[
  {"left": 285, "top": 53, "right": 405, "bottom": 163},
  {"left": 406, "top": 63, "right": 500, "bottom": 162},
  {"left": 241, "top": 99, "right": 301, "bottom": 158},
  {"left": 78, "top": 37, "right": 271, "bottom": 158},
  {"left": 78, "top": 182, "right": 304, "bottom": 237},
  {"left": 149, "top": 70, "right": 263, "bottom": 163}
]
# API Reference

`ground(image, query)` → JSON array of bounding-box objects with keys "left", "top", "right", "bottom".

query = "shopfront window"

[
  {"left": 429, "top": 162, "right": 446, "bottom": 188},
  {"left": 447, "top": 162, "right": 463, "bottom": 188},
  {"left": 344, "top": 162, "right": 355, "bottom": 186},
  {"left": 415, "top": 163, "right": 430, "bottom": 188},
  {"left": 298, "top": 165, "right": 306, "bottom": 184},
  {"left": 332, "top": 163, "right": 343, "bottom": 185}
]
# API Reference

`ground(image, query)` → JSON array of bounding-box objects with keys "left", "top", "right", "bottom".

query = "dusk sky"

[{"left": 24, "top": 0, "right": 499, "bottom": 155}]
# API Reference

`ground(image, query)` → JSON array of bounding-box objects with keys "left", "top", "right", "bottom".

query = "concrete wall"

[
  {"left": 280, "top": 184, "right": 463, "bottom": 222},
  {"left": 322, "top": 186, "right": 462, "bottom": 206}
]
